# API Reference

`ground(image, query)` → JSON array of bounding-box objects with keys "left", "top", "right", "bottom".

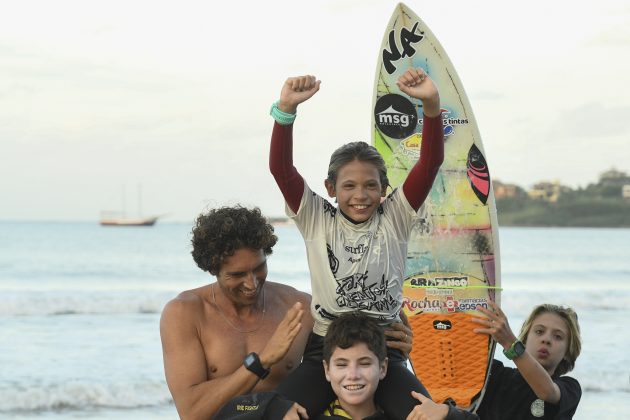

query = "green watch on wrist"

[{"left": 503, "top": 340, "right": 526, "bottom": 360}]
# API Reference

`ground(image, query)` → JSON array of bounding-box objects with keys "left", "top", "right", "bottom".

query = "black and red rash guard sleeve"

[
  {"left": 269, "top": 122, "right": 304, "bottom": 214},
  {"left": 402, "top": 113, "right": 444, "bottom": 211}
]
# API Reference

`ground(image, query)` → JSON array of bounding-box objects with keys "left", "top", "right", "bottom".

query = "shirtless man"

[{"left": 160, "top": 205, "right": 413, "bottom": 419}]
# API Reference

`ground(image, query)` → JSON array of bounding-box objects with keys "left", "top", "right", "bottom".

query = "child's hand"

[
  {"left": 278, "top": 75, "right": 321, "bottom": 114},
  {"left": 406, "top": 391, "right": 449, "bottom": 420},
  {"left": 396, "top": 68, "right": 440, "bottom": 117},
  {"left": 472, "top": 301, "right": 518, "bottom": 350},
  {"left": 282, "top": 402, "right": 309, "bottom": 420}
]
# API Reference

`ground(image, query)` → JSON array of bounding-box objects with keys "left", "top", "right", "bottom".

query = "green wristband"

[{"left": 270, "top": 101, "right": 296, "bottom": 125}]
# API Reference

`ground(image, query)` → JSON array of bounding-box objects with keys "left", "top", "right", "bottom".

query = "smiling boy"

[{"left": 319, "top": 312, "right": 388, "bottom": 419}]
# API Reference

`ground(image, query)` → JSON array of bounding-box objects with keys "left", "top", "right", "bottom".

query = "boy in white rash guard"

[{"left": 269, "top": 68, "right": 444, "bottom": 419}]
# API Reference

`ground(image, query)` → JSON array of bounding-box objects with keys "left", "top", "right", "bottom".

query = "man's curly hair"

[{"left": 191, "top": 206, "right": 278, "bottom": 275}]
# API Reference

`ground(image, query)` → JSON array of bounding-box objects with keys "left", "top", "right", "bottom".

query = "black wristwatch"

[
  {"left": 503, "top": 340, "right": 526, "bottom": 360},
  {"left": 243, "top": 352, "right": 270, "bottom": 379}
]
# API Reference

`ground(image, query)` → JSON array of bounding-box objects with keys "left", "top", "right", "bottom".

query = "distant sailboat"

[
  {"left": 100, "top": 215, "right": 158, "bottom": 226},
  {"left": 100, "top": 185, "right": 159, "bottom": 227}
]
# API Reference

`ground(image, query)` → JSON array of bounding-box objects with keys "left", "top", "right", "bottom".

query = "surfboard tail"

[{"left": 409, "top": 313, "right": 491, "bottom": 408}]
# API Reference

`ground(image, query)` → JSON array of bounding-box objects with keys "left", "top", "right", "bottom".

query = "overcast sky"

[{"left": 2, "top": 0, "right": 629, "bottom": 221}]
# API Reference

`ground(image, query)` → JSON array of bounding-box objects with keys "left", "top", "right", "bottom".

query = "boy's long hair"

[
  {"left": 519, "top": 304, "right": 581, "bottom": 376},
  {"left": 326, "top": 142, "right": 389, "bottom": 189}
]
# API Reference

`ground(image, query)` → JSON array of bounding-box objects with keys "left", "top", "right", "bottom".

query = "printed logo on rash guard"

[
  {"left": 322, "top": 199, "right": 337, "bottom": 217},
  {"left": 344, "top": 243, "right": 369, "bottom": 254},
  {"left": 315, "top": 304, "right": 338, "bottom": 321},
  {"left": 327, "top": 244, "right": 339, "bottom": 275},
  {"left": 530, "top": 399, "right": 544, "bottom": 417},
  {"left": 335, "top": 273, "right": 398, "bottom": 313}
]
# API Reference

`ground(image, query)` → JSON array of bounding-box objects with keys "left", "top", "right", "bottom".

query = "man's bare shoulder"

[
  {"left": 161, "top": 286, "right": 209, "bottom": 322},
  {"left": 265, "top": 281, "right": 311, "bottom": 306},
  {"left": 264, "top": 282, "right": 313, "bottom": 327}
]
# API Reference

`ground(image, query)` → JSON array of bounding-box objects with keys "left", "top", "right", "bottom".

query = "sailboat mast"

[
  {"left": 137, "top": 183, "right": 142, "bottom": 217},
  {"left": 121, "top": 184, "right": 127, "bottom": 218},
  {"left": 100, "top": 183, "right": 157, "bottom": 226}
]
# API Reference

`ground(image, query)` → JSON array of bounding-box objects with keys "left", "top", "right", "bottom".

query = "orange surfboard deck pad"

[{"left": 408, "top": 312, "right": 490, "bottom": 406}]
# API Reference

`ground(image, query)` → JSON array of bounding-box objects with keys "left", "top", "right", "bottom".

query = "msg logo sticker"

[{"left": 374, "top": 94, "right": 417, "bottom": 139}]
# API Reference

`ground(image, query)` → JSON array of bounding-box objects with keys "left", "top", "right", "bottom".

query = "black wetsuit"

[{"left": 476, "top": 360, "right": 581, "bottom": 420}]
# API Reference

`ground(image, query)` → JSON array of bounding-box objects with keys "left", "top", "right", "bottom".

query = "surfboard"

[{"left": 371, "top": 3, "right": 501, "bottom": 410}]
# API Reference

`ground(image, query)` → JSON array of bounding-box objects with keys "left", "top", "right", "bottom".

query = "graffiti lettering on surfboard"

[
  {"left": 382, "top": 22, "right": 424, "bottom": 74},
  {"left": 410, "top": 276, "right": 469, "bottom": 287}
]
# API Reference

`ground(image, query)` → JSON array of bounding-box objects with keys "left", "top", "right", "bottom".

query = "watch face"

[
  {"left": 244, "top": 354, "right": 256, "bottom": 366},
  {"left": 503, "top": 340, "right": 526, "bottom": 360},
  {"left": 244, "top": 352, "right": 269, "bottom": 379}
]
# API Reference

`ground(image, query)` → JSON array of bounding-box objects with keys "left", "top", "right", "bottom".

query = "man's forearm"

[{"left": 172, "top": 366, "right": 263, "bottom": 420}]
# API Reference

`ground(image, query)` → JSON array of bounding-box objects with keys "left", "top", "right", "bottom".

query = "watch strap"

[
  {"left": 244, "top": 352, "right": 270, "bottom": 379},
  {"left": 503, "top": 340, "right": 524, "bottom": 360}
]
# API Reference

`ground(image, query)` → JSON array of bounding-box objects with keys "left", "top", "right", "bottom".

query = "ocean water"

[{"left": 0, "top": 222, "right": 628, "bottom": 419}]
